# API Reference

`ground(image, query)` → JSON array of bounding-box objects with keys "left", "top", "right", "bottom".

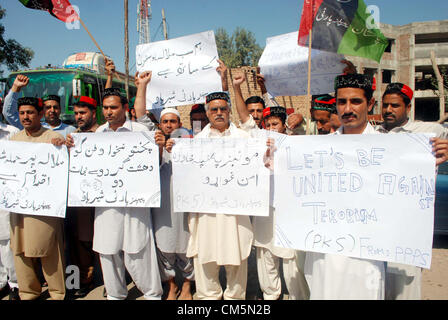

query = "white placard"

[
  {"left": 136, "top": 30, "right": 222, "bottom": 109},
  {"left": 0, "top": 141, "right": 68, "bottom": 218},
  {"left": 68, "top": 132, "right": 160, "bottom": 207},
  {"left": 258, "top": 31, "right": 344, "bottom": 97},
  {"left": 172, "top": 138, "right": 270, "bottom": 216},
  {"left": 273, "top": 133, "right": 436, "bottom": 268}
]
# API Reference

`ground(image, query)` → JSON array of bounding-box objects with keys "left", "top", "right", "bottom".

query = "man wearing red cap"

[
  {"left": 188, "top": 104, "right": 209, "bottom": 136},
  {"left": 310, "top": 95, "right": 339, "bottom": 135},
  {"left": 65, "top": 96, "right": 100, "bottom": 298},
  {"left": 377, "top": 83, "right": 448, "bottom": 300},
  {"left": 255, "top": 106, "right": 310, "bottom": 300}
]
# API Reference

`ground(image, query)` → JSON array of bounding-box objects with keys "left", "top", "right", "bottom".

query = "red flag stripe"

[
  {"left": 298, "top": 0, "right": 324, "bottom": 46},
  {"left": 50, "top": 0, "right": 79, "bottom": 22}
]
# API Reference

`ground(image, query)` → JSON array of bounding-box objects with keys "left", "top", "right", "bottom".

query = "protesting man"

[
  {"left": 377, "top": 82, "right": 448, "bottom": 300},
  {"left": 91, "top": 88, "right": 165, "bottom": 300},
  {"left": 152, "top": 108, "right": 194, "bottom": 300},
  {"left": 167, "top": 91, "right": 253, "bottom": 300},
  {"left": 65, "top": 96, "right": 100, "bottom": 298},
  {"left": 285, "top": 60, "right": 357, "bottom": 134},
  {"left": 237, "top": 69, "right": 289, "bottom": 132},
  {"left": 188, "top": 104, "right": 209, "bottom": 136},
  {"left": 3, "top": 75, "right": 76, "bottom": 137},
  {"left": 105, "top": 58, "right": 116, "bottom": 89},
  {"left": 258, "top": 106, "right": 310, "bottom": 300},
  {"left": 310, "top": 94, "right": 339, "bottom": 135},
  {"left": 9, "top": 97, "right": 67, "bottom": 300},
  {"left": 0, "top": 122, "right": 20, "bottom": 300},
  {"left": 233, "top": 73, "right": 309, "bottom": 300},
  {"left": 304, "top": 74, "right": 386, "bottom": 300}
]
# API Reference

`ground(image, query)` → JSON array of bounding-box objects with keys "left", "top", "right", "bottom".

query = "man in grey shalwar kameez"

[{"left": 152, "top": 108, "right": 194, "bottom": 300}]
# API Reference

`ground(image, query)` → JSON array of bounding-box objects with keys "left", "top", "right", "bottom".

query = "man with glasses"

[{"left": 166, "top": 92, "right": 253, "bottom": 300}]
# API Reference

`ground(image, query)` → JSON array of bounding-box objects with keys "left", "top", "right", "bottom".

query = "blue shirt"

[{"left": 3, "top": 90, "right": 76, "bottom": 137}]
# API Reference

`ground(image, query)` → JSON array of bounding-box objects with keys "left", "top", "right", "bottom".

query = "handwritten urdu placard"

[
  {"left": 68, "top": 132, "right": 161, "bottom": 208},
  {"left": 0, "top": 141, "right": 69, "bottom": 218},
  {"left": 136, "top": 30, "right": 222, "bottom": 109},
  {"left": 171, "top": 138, "right": 271, "bottom": 216}
]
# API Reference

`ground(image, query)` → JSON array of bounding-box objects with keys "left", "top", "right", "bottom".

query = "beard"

[{"left": 78, "top": 118, "right": 95, "bottom": 131}]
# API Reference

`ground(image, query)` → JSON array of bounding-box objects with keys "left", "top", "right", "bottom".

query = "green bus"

[{"left": 1, "top": 52, "right": 136, "bottom": 125}]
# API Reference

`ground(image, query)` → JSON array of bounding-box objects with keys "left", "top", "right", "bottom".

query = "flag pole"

[
  {"left": 78, "top": 17, "right": 106, "bottom": 58},
  {"left": 78, "top": 17, "right": 123, "bottom": 80},
  {"left": 305, "top": 1, "right": 313, "bottom": 135}
]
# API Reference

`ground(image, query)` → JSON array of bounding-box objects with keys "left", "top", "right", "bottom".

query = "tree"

[
  {"left": 215, "top": 27, "right": 263, "bottom": 68},
  {"left": 0, "top": 5, "right": 34, "bottom": 76}
]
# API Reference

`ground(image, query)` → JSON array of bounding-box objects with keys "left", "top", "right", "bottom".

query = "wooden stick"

[
  {"left": 124, "top": 0, "right": 130, "bottom": 100},
  {"left": 431, "top": 51, "right": 446, "bottom": 121},
  {"left": 79, "top": 17, "right": 124, "bottom": 81},
  {"left": 305, "top": 2, "right": 314, "bottom": 135},
  {"left": 79, "top": 17, "right": 106, "bottom": 58}
]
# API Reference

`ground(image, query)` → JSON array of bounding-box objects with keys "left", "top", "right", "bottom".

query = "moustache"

[{"left": 341, "top": 113, "right": 357, "bottom": 119}]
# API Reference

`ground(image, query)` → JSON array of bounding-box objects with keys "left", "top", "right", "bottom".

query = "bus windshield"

[{"left": 6, "top": 71, "right": 76, "bottom": 115}]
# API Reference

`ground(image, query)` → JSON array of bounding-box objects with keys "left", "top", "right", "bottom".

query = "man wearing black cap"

[
  {"left": 304, "top": 73, "right": 386, "bottom": 300},
  {"left": 3, "top": 75, "right": 76, "bottom": 137},
  {"left": 166, "top": 91, "right": 253, "bottom": 300},
  {"left": 377, "top": 83, "right": 448, "bottom": 300},
  {"left": 86, "top": 88, "right": 165, "bottom": 300},
  {"left": 41, "top": 94, "right": 76, "bottom": 137},
  {"left": 9, "top": 97, "right": 66, "bottom": 300}
]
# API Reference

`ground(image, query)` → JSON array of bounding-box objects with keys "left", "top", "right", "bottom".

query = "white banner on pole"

[
  {"left": 172, "top": 138, "right": 270, "bottom": 216},
  {"left": 136, "top": 30, "right": 222, "bottom": 109},
  {"left": 0, "top": 141, "right": 68, "bottom": 218},
  {"left": 68, "top": 132, "right": 160, "bottom": 207},
  {"left": 258, "top": 31, "right": 344, "bottom": 97},
  {"left": 273, "top": 133, "right": 436, "bottom": 268}
]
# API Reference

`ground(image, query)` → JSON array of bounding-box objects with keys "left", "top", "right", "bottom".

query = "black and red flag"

[
  {"left": 18, "top": 0, "right": 79, "bottom": 23},
  {"left": 298, "top": 0, "right": 388, "bottom": 62}
]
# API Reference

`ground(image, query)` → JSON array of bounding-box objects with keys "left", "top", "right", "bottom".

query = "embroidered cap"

[
  {"left": 334, "top": 74, "right": 373, "bottom": 91},
  {"left": 205, "top": 92, "right": 230, "bottom": 104}
]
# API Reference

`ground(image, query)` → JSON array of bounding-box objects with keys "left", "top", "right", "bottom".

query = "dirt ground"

[
  {"left": 3, "top": 235, "right": 447, "bottom": 300},
  {"left": 421, "top": 235, "right": 448, "bottom": 300}
]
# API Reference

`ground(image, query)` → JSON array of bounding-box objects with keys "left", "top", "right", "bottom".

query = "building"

[{"left": 347, "top": 19, "right": 448, "bottom": 122}]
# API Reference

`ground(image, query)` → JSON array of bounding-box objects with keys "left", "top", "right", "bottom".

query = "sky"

[{"left": 1, "top": 0, "right": 448, "bottom": 77}]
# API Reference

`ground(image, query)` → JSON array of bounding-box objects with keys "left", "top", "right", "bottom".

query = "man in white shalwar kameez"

[
  {"left": 92, "top": 88, "right": 164, "bottom": 300},
  {"left": 304, "top": 74, "right": 386, "bottom": 300},
  {"left": 232, "top": 73, "right": 309, "bottom": 300},
  {"left": 376, "top": 83, "right": 448, "bottom": 300},
  {"left": 0, "top": 123, "right": 20, "bottom": 300},
  {"left": 168, "top": 91, "right": 254, "bottom": 300}
]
